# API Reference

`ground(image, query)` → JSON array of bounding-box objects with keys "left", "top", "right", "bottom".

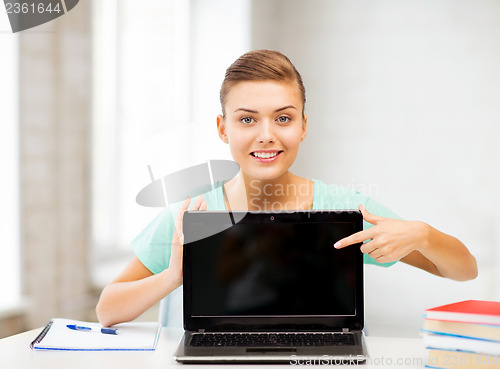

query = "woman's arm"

[
  {"left": 96, "top": 195, "right": 207, "bottom": 327},
  {"left": 334, "top": 205, "right": 478, "bottom": 281},
  {"left": 399, "top": 224, "right": 478, "bottom": 281},
  {"left": 95, "top": 257, "right": 181, "bottom": 327}
]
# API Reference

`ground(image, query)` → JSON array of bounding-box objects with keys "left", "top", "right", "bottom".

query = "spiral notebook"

[{"left": 30, "top": 318, "right": 161, "bottom": 351}]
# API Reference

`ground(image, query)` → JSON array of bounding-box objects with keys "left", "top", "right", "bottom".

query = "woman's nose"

[{"left": 257, "top": 120, "right": 275, "bottom": 143}]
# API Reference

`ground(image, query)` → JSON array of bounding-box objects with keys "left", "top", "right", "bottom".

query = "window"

[
  {"left": 92, "top": 0, "right": 189, "bottom": 261},
  {"left": 91, "top": 0, "right": 250, "bottom": 275},
  {"left": 0, "top": 13, "right": 20, "bottom": 308}
]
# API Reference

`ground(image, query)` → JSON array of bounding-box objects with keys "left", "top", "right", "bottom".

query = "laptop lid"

[{"left": 182, "top": 210, "right": 364, "bottom": 333}]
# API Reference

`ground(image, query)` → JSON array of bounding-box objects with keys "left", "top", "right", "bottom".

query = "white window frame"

[
  {"left": 0, "top": 13, "right": 20, "bottom": 309},
  {"left": 91, "top": 1, "right": 250, "bottom": 285},
  {"left": 91, "top": 0, "right": 191, "bottom": 265}
]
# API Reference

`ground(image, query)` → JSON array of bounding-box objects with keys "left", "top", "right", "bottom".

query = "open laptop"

[{"left": 174, "top": 210, "right": 367, "bottom": 364}]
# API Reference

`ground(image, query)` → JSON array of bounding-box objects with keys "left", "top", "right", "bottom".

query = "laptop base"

[{"left": 174, "top": 330, "right": 368, "bottom": 364}]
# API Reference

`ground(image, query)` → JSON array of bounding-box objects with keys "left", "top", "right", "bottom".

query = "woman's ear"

[
  {"left": 217, "top": 115, "right": 229, "bottom": 143},
  {"left": 300, "top": 114, "right": 308, "bottom": 142}
]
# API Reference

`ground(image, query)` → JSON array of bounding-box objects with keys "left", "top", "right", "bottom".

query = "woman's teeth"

[{"left": 253, "top": 152, "right": 279, "bottom": 158}]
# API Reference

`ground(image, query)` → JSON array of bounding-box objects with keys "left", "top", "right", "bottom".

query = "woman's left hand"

[{"left": 334, "top": 204, "right": 429, "bottom": 264}]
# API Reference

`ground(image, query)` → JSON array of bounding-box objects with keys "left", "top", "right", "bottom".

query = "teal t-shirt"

[{"left": 132, "top": 179, "right": 402, "bottom": 273}]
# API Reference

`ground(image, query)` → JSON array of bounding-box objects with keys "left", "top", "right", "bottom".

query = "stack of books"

[{"left": 422, "top": 300, "right": 500, "bottom": 369}]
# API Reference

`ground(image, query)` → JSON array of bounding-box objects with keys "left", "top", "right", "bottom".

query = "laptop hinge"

[
  {"left": 198, "top": 329, "right": 205, "bottom": 333},
  {"left": 342, "top": 328, "right": 350, "bottom": 333}
]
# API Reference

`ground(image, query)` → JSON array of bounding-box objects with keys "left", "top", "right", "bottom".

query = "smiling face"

[{"left": 217, "top": 80, "right": 307, "bottom": 181}]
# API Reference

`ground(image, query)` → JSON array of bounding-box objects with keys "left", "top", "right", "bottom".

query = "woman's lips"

[{"left": 250, "top": 150, "right": 283, "bottom": 163}]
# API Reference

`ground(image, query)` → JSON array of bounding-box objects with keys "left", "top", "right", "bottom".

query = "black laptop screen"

[{"left": 187, "top": 218, "right": 358, "bottom": 318}]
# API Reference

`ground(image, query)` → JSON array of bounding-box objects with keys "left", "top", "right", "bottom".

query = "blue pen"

[{"left": 66, "top": 324, "right": 118, "bottom": 335}]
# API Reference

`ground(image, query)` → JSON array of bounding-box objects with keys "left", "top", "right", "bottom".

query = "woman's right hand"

[
  {"left": 96, "top": 195, "right": 207, "bottom": 327},
  {"left": 167, "top": 195, "right": 207, "bottom": 285}
]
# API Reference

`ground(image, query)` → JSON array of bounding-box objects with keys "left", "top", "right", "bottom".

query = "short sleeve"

[
  {"left": 131, "top": 207, "right": 177, "bottom": 275},
  {"left": 131, "top": 184, "right": 226, "bottom": 275}
]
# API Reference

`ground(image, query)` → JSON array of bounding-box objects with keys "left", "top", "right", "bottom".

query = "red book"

[{"left": 426, "top": 300, "right": 500, "bottom": 325}]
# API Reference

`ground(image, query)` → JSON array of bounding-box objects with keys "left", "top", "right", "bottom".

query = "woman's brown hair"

[{"left": 220, "top": 49, "right": 306, "bottom": 117}]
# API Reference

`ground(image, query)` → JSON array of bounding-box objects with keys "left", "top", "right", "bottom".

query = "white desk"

[{"left": 0, "top": 327, "right": 427, "bottom": 368}]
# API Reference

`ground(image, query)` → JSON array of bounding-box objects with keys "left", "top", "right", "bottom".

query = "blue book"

[
  {"left": 425, "top": 348, "right": 500, "bottom": 369},
  {"left": 422, "top": 332, "right": 500, "bottom": 356}
]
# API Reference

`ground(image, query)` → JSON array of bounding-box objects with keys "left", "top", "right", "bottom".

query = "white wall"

[{"left": 252, "top": 0, "right": 500, "bottom": 336}]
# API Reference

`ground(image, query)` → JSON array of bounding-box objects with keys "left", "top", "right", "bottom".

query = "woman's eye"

[
  {"left": 277, "top": 116, "right": 290, "bottom": 123},
  {"left": 241, "top": 117, "right": 254, "bottom": 124}
]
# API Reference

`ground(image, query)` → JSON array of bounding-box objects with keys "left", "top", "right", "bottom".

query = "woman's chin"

[{"left": 240, "top": 168, "right": 290, "bottom": 182}]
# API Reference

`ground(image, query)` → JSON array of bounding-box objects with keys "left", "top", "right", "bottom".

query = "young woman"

[{"left": 96, "top": 49, "right": 477, "bottom": 327}]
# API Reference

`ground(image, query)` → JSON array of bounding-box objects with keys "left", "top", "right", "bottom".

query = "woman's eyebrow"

[
  {"left": 274, "top": 105, "right": 297, "bottom": 112},
  {"left": 234, "top": 105, "right": 297, "bottom": 114},
  {"left": 234, "top": 108, "right": 258, "bottom": 113}
]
